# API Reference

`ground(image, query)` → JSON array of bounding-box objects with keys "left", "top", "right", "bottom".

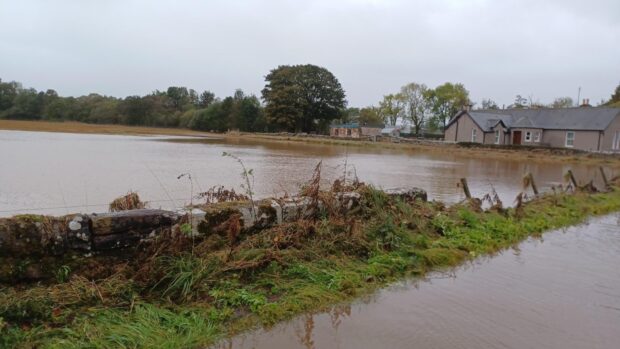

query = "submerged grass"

[{"left": 3, "top": 186, "right": 620, "bottom": 348}]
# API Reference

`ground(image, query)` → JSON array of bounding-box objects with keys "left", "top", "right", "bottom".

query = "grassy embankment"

[
  {"left": 2, "top": 182, "right": 620, "bottom": 348},
  {"left": 0, "top": 119, "right": 213, "bottom": 137},
  {"left": 2, "top": 119, "right": 620, "bottom": 166}
]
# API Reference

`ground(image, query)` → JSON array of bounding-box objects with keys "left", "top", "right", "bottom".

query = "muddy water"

[
  {"left": 217, "top": 214, "right": 620, "bottom": 349},
  {"left": 0, "top": 130, "right": 613, "bottom": 216}
]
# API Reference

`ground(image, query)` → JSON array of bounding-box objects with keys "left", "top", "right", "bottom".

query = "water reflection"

[{"left": 295, "top": 314, "right": 315, "bottom": 349}]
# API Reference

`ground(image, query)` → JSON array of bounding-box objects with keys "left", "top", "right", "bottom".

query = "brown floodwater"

[
  {"left": 2, "top": 130, "right": 619, "bottom": 348},
  {"left": 216, "top": 214, "right": 620, "bottom": 349},
  {"left": 0, "top": 130, "right": 615, "bottom": 217}
]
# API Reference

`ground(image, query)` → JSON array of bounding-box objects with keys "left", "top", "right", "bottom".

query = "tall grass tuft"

[{"left": 152, "top": 254, "right": 221, "bottom": 301}]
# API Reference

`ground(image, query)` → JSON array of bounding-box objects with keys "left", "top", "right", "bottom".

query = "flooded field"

[
  {"left": 217, "top": 214, "right": 620, "bottom": 349},
  {"left": 0, "top": 130, "right": 614, "bottom": 217},
  {"left": 2, "top": 130, "right": 620, "bottom": 349}
]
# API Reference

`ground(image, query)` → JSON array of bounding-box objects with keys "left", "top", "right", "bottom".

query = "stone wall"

[{"left": 0, "top": 188, "right": 427, "bottom": 258}]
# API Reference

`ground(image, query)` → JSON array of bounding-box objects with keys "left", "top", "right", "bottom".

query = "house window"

[
  {"left": 613, "top": 131, "right": 620, "bottom": 150},
  {"left": 534, "top": 131, "right": 541, "bottom": 142},
  {"left": 494, "top": 130, "right": 500, "bottom": 144},
  {"left": 346, "top": 129, "right": 351, "bottom": 136},
  {"left": 525, "top": 131, "right": 532, "bottom": 142},
  {"left": 565, "top": 131, "right": 575, "bottom": 147},
  {"left": 471, "top": 128, "right": 477, "bottom": 142}
]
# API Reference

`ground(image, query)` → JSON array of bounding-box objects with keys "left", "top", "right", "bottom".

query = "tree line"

[
  {"left": 0, "top": 64, "right": 347, "bottom": 134},
  {"left": 1, "top": 69, "right": 619, "bottom": 135},
  {"left": 340, "top": 82, "right": 470, "bottom": 134},
  {"left": 0, "top": 79, "right": 266, "bottom": 132}
]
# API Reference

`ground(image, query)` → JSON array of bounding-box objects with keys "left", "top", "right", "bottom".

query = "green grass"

[{"left": 3, "top": 188, "right": 620, "bottom": 348}]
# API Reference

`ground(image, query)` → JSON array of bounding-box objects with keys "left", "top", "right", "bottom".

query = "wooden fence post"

[
  {"left": 600, "top": 167, "right": 609, "bottom": 188},
  {"left": 566, "top": 170, "right": 578, "bottom": 189},
  {"left": 525, "top": 173, "right": 539, "bottom": 196},
  {"left": 460, "top": 178, "right": 472, "bottom": 199}
]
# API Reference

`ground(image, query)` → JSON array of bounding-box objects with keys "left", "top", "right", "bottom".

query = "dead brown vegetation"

[
  {"left": 197, "top": 186, "right": 249, "bottom": 204},
  {"left": 109, "top": 192, "right": 147, "bottom": 212}
]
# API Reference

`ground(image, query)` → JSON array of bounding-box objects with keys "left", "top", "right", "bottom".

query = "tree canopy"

[
  {"left": 399, "top": 83, "right": 430, "bottom": 135},
  {"left": 426, "top": 82, "right": 470, "bottom": 129},
  {"left": 378, "top": 94, "right": 403, "bottom": 127},
  {"left": 364, "top": 81, "right": 470, "bottom": 135},
  {"left": 0, "top": 78, "right": 262, "bottom": 132},
  {"left": 261, "top": 64, "right": 347, "bottom": 133}
]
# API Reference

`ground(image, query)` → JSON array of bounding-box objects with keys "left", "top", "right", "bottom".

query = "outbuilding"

[{"left": 330, "top": 122, "right": 383, "bottom": 139}]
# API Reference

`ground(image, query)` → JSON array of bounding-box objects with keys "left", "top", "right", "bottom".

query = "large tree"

[
  {"left": 399, "top": 83, "right": 429, "bottom": 135},
  {"left": 378, "top": 94, "right": 403, "bottom": 126},
  {"left": 427, "top": 82, "right": 470, "bottom": 129},
  {"left": 0, "top": 80, "right": 20, "bottom": 112},
  {"left": 198, "top": 90, "right": 216, "bottom": 108},
  {"left": 261, "top": 64, "right": 347, "bottom": 133},
  {"left": 166, "top": 86, "right": 190, "bottom": 111}
]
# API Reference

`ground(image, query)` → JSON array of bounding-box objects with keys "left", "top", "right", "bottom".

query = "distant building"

[
  {"left": 382, "top": 125, "right": 412, "bottom": 137},
  {"left": 330, "top": 122, "right": 383, "bottom": 139},
  {"left": 443, "top": 107, "right": 620, "bottom": 152}
]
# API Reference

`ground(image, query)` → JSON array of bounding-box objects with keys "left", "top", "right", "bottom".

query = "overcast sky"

[{"left": 1, "top": 0, "right": 619, "bottom": 107}]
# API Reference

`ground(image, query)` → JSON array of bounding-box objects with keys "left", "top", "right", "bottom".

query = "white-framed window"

[
  {"left": 565, "top": 131, "right": 575, "bottom": 147},
  {"left": 534, "top": 131, "right": 541, "bottom": 142},
  {"left": 613, "top": 131, "right": 620, "bottom": 150},
  {"left": 525, "top": 131, "right": 532, "bottom": 142},
  {"left": 471, "top": 128, "right": 477, "bottom": 142},
  {"left": 494, "top": 130, "right": 500, "bottom": 144}
]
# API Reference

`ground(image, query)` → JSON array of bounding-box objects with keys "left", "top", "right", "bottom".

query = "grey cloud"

[{"left": 0, "top": 0, "right": 618, "bottom": 107}]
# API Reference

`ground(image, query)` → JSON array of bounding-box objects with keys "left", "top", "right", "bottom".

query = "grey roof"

[
  {"left": 512, "top": 116, "right": 534, "bottom": 128},
  {"left": 461, "top": 111, "right": 514, "bottom": 132},
  {"left": 449, "top": 107, "right": 620, "bottom": 132}
]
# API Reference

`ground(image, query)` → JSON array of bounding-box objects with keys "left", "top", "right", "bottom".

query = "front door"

[{"left": 512, "top": 131, "right": 522, "bottom": 145}]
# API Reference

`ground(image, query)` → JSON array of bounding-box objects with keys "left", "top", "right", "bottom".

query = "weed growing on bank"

[{"left": 3, "top": 183, "right": 620, "bottom": 348}]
